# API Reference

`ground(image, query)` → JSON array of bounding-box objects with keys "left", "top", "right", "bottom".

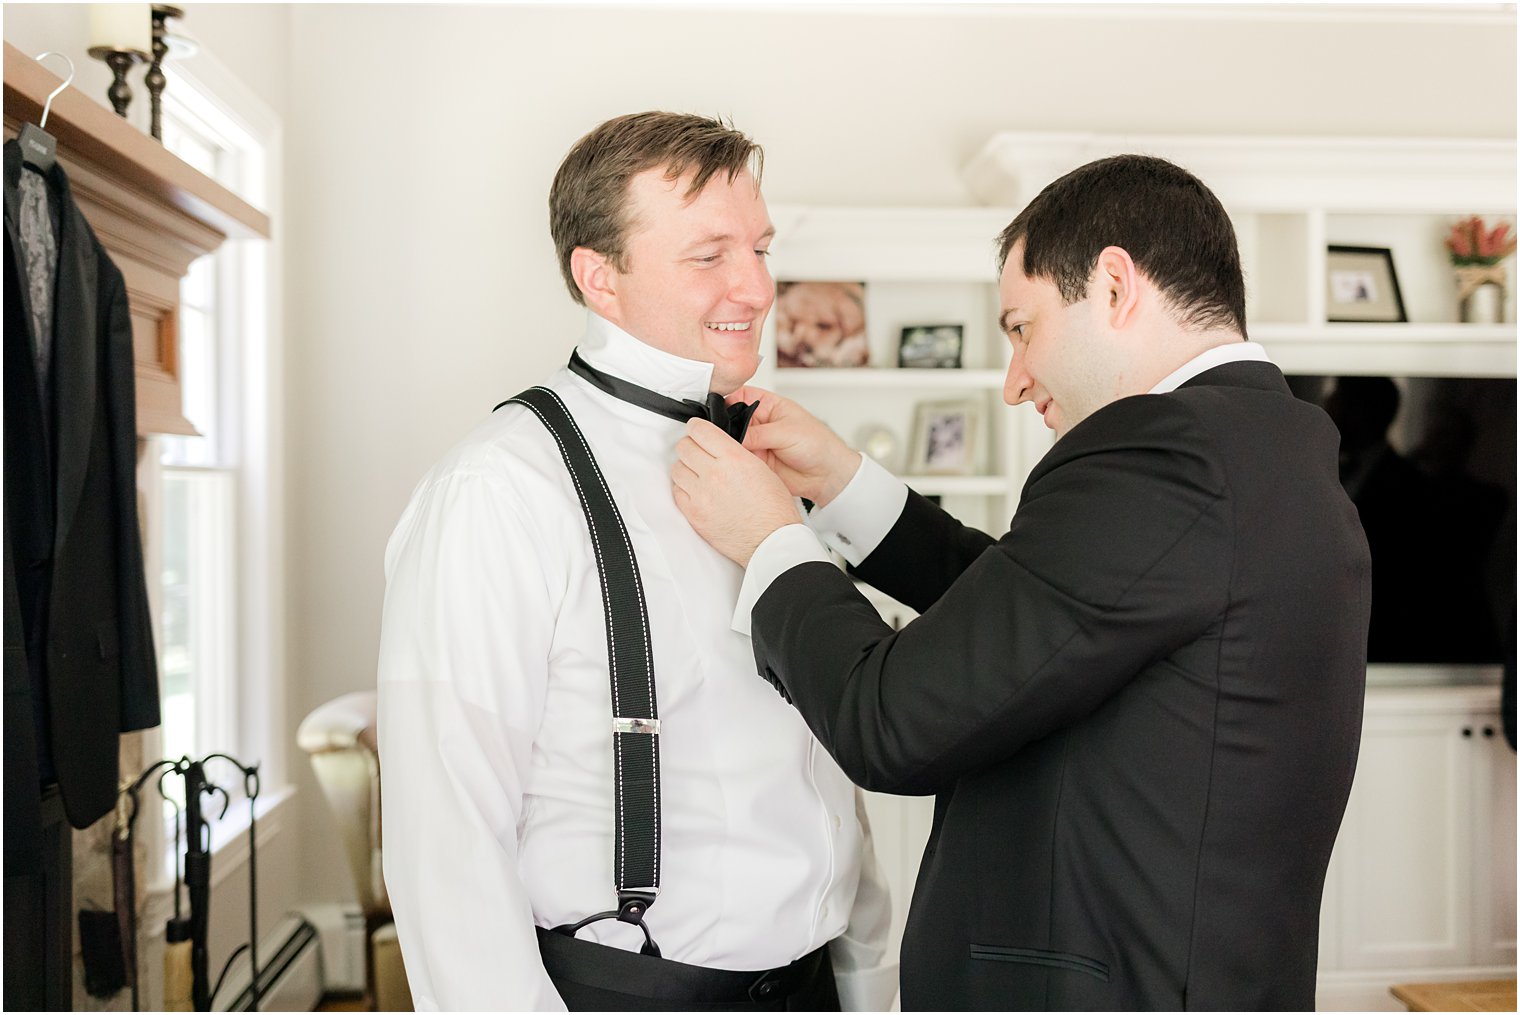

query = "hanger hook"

[{"left": 33, "top": 51, "right": 76, "bottom": 131}]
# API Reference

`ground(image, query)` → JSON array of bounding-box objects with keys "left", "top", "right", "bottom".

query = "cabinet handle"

[
  {"left": 1462, "top": 727, "right": 1474, "bottom": 738},
  {"left": 1483, "top": 726, "right": 1495, "bottom": 738}
]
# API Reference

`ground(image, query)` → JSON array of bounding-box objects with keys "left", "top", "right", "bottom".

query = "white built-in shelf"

[{"left": 962, "top": 133, "right": 1516, "bottom": 214}]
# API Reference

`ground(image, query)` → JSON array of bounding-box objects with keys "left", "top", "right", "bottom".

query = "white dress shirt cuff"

[
  {"left": 805, "top": 454, "right": 910, "bottom": 567},
  {"left": 732, "top": 523, "right": 832, "bottom": 637}
]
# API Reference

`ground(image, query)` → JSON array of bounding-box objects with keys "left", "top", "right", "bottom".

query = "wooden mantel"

[{"left": 3, "top": 41, "right": 271, "bottom": 435}]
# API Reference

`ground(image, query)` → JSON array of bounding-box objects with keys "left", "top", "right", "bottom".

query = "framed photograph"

[
  {"left": 1326, "top": 246, "right": 1407, "bottom": 323},
  {"left": 776, "top": 280, "right": 869, "bottom": 367},
  {"left": 908, "top": 399, "right": 980, "bottom": 475},
  {"left": 898, "top": 324, "right": 964, "bottom": 369}
]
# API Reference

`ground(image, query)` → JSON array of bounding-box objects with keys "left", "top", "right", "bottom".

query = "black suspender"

[{"left": 497, "top": 386, "right": 663, "bottom": 956}]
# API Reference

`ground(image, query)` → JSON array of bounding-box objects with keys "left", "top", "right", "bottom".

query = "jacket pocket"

[{"left": 969, "top": 944, "right": 1111, "bottom": 983}]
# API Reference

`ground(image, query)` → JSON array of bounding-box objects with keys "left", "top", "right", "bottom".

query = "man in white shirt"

[{"left": 377, "top": 112, "right": 893, "bottom": 1012}]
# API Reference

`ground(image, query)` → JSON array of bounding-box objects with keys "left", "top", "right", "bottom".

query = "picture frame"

[
  {"left": 897, "top": 324, "right": 964, "bottom": 369},
  {"left": 908, "top": 399, "right": 980, "bottom": 476},
  {"left": 1325, "top": 245, "right": 1407, "bottom": 323},
  {"left": 776, "top": 280, "right": 869, "bottom": 367}
]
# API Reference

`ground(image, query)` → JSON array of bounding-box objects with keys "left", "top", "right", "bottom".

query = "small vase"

[{"left": 1455, "top": 265, "right": 1508, "bottom": 324}]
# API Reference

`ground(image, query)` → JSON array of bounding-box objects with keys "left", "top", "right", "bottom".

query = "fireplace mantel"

[{"left": 4, "top": 41, "right": 271, "bottom": 435}]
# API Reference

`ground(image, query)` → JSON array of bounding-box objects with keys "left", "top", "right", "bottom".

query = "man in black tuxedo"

[{"left": 671, "top": 155, "right": 1371, "bottom": 1010}]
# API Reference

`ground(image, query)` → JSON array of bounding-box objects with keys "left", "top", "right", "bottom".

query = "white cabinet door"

[
  {"left": 1473, "top": 719, "right": 1517, "bottom": 967},
  {"left": 1334, "top": 708, "right": 1475, "bottom": 969}
]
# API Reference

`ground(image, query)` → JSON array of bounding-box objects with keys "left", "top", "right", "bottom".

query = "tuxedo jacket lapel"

[
  {"left": 3, "top": 144, "right": 46, "bottom": 430},
  {"left": 49, "top": 180, "right": 97, "bottom": 561}
]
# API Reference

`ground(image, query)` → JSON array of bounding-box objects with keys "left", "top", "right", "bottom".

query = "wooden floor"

[
  {"left": 1390, "top": 979, "right": 1518, "bottom": 1013},
  {"left": 316, "top": 993, "right": 368, "bottom": 1012}
]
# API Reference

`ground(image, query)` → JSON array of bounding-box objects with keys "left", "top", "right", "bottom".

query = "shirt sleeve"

[
  {"left": 731, "top": 523, "right": 833, "bottom": 636},
  {"left": 729, "top": 458, "right": 905, "bottom": 638},
  {"left": 730, "top": 456, "right": 911, "bottom": 636},
  {"left": 805, "top": 454, "right": 909, "bottom": 566},
  {"left": 829, "top": 789, "right": 899, "bottom": 1011},
  {"left": 377, "top": 465, "right": 568, "bottom": 1012}
]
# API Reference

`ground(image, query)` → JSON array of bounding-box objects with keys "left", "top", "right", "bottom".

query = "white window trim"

[{"left": 139, "top": 44, "right": 287, "bottom": 893}]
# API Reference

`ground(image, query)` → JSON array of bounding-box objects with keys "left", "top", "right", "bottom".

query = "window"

[
  {"left": 159, "top": 255, "right": 238, "bottom": 767},
  {"left": 157, "top": 75, "right": 270, "bottom": 803}
]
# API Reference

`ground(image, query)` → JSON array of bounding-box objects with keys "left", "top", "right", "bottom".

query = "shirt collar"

[
  {"left": 575, "top": 312, "right": 715, "bottom": 403},
  {"left": 1149, "top": 340, "right": 1272, "bottom": 394}
]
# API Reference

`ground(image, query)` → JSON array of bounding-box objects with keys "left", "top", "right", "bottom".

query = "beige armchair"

[{"left": 297, "top": 690, "right": 411, "bottom": 1011}]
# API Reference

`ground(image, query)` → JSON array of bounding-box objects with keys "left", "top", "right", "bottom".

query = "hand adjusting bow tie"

[{"left": 569, "top": 351, "right": 760, "bottom": 443}]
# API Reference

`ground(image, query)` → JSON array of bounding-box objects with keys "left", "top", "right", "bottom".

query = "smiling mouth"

[{"left": 705, "top": 321, "right": 751, "bottom": 332}]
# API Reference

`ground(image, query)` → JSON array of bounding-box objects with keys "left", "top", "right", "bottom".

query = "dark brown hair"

[
  {"left": 996, "top": 154, "right": 1247, "bottom": 336},
  {"left": 549, "top": 112, "right": 763, "bottom": 305}
]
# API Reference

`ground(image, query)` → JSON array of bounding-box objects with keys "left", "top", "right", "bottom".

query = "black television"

[{"left": 1289, "top": 375, "right": 1515, "bottom": 666}]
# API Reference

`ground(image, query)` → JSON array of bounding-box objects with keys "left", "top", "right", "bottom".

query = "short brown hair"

[
  {"left": 997, "top": 154, "right": 1247, "bottom": 336},
  {"left": 549, "top": 112, "right": 764, "bottom": 305}
]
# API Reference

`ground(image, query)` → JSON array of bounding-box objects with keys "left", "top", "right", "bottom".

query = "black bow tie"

[{"left": 568, "top": 351, "right": 759, "bottom": 443}]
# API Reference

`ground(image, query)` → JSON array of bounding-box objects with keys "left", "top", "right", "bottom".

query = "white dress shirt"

[
  {"left": 378, "top": 313, "right": 895, "bottom": 1012},
  {"left": 735, "top": 340, "right": 1276, "bottom": 629}
]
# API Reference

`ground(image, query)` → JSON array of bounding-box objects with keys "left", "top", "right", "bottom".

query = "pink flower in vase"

[{"left": 1446, "top": 216, "right": 1517, "bottom": 267}]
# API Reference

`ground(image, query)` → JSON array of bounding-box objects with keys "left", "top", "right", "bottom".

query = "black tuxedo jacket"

[
  {"left": 3, "top": 140, "right": 160, "bottom": 846},
  {"left": 752, "top": 361, "right": 1371, "bottom": 1010}
]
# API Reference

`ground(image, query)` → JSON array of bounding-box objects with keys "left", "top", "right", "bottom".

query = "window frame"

[{"left": 139, "top": 50, "right": 286, "bottom": 873}]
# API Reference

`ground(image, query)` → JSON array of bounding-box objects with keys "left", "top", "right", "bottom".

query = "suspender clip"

[
  {"left": 612, "top": 717, "right": 660, "bottom": 735},
  {"left": 617, "top": 891, "right": 661, "bottom": 957}
]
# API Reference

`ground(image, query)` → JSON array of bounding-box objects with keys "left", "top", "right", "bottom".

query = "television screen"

[{"left": 1288, "top": 375, "right": 1515, "bottom": 665}]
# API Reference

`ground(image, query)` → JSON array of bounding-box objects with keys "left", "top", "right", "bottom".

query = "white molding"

[
  {"left": 1362, "top": 682, "right": 1503, "bottom": 717},
  {"left": 962, "top": 133, "right": 1517, "bottom": 212},
  {"left": 168, "top": 45, "right": 289, "bottom": 791},
  {"left": 771, "top": 205, "right": 1012, "bottom": 281},
  {"left": 1255, "top": 324, "right": 1517, "bottom": 378},
  {"left": 1366, "top": 663, "right": 1504, "bottom": 690},
  {"left": 166, "top": 52, "right": 279, "bottom": 209}
]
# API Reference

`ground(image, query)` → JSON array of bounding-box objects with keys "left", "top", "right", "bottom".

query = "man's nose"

[
  {"left": 1004, "top": 348, "right": 1033, "bottom": 406},
  {"left": 730, "top": 253, "right": 774, "bottom": 308}
]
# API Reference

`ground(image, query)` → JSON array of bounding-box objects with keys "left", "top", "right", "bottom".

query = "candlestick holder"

[
  {"left": 146, "top": 5, "right": 185, "bottom": 141},
  {"left": 87, "top": 46, "right": 146, "bottom": 119}
]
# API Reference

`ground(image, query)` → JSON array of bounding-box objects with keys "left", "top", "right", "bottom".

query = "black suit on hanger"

[
  {"left": 751, "top": 361, "right": 1371, "bottom": 1010},
  {"left": 4, "top": 138, "right": 160, "bottom": 1009}
]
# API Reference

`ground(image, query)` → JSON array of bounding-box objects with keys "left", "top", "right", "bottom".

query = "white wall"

[
  {"left": 175, "top": 2, "right": 290, "bottom": 117},
  {"left": 9, "top": 0, "right": 1517, "bottom": 925}
]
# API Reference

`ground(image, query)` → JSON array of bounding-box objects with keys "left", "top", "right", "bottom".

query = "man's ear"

[
  {"left": 1093, "top": 246, "right": 1142, "bottom": 330},
  {"left": 570, "top": 247, "right": 619, "bottom": 319}
]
